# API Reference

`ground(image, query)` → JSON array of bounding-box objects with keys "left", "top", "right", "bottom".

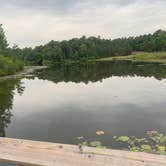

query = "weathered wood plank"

[{"left": 0, "top": 137, "right": 166, "bottom": 166}]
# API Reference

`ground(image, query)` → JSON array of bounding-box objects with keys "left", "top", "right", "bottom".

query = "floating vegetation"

[
  {"left": 76, "top": 132, "right": 106, "bottom": 149},
  {"left": 113, "top": 136, "right": 129, "bottom": 142},
  {"left": 114, "top": 131, "right": 166, "bottom": 155},
  {"left": 76, "top": 130, "right": 166, "bottom": 154},
  {"left": 79, "top": 141, "right": 106, "bottom": 149},
  {"left": 76, "top": 136, "right": 84, "bottom": 140},
  {"left": 96, "top": 130, "right": 105, "bottom": 136}
]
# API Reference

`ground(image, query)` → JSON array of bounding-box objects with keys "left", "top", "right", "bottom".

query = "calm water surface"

[{"left": 0, "top": 61, "right": 166, "bottom": 165}]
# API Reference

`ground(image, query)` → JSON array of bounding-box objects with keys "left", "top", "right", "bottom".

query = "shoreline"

[
  {"left": 0, "top": 66, "right": 47, "bottom": 80},
  {"left": 96, "top": 52, "right": 166, "bottom": 64},
  {"left": 97, "top": 58, "right": 166, "bottom": 64}
]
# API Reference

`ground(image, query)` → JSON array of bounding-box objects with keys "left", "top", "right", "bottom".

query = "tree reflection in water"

[
  {"left": 0, "top": 79, "right": 25, "bottom": 137},
  {"left": 35, "top": 61, "right": 166, "bottom": 84}
]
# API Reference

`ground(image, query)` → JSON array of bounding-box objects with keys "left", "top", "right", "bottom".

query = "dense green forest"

[
  {"left": 0, "top": 25, "right": 23, "bottom": 76},
  {"left": 0, "top": 24, "right": 166, "bottom": 69},
  {"left": 11, "top": 29, "right": 166, "bottom": 65}
]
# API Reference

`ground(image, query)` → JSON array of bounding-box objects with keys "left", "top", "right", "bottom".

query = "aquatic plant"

[
  {"left": 114, "top": 131, "right": 166, "bottom": 155},
  {"left": 79, "top": 141, "right": 106, "bottom": 149},
  {"left": 76, "top": 131, "right": 106, "bottom": 149},
  {"left": 96, "top": 130, "right": 105, "bottom": 136}
]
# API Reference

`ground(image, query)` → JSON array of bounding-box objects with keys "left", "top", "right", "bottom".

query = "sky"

[{"left": 0, "top": 0, "right": 166, "bottom": 47}]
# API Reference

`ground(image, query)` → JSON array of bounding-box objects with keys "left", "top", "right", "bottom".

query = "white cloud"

[{"left": 0, "top": 0, "right": 165, "bottom": 47}]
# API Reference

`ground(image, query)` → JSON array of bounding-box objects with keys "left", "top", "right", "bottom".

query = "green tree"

[
  {"left": 0, "top": 24, "right": 8, "bottom": 54},
  {"left": 8, "top": 29, "right": 166, "bottom": 66}
]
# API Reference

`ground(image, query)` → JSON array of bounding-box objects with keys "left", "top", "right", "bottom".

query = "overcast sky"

[{"left": 0, "top": 0, "right": 166, "bottom": 47}]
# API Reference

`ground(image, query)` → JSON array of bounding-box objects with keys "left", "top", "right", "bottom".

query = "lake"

[{"left": 0, "top": 61, "right": 166, "bottom": 165}]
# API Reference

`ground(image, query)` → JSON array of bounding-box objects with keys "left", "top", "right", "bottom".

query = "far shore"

[
  {"left": 0, "top": 66, "right": 47, "bottom": 80},
  {"left": 1, "top": 52, "right": 166, "bottom": 80},
  {"left": 96, "top": 52, "right": 166, "bottom": 64}
]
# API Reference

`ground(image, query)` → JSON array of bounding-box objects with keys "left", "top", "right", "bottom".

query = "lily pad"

[
  {"left": 157, "top": 146, "right": 166, "bottom": 152},
  {"left": 96, "top": 130, "right": 105, "bottom": 136},
  {"left": 114, "top": 131, "right": 166, "bottom": 155},
  {"left": 77, "top": 136, "right": 84, "bottom": 140},
  {"left": 157, "top": 146, "right": 166, "bottom": 154},
  {"left": 80, "top": 141, "right": 88, "bottom": 146},
  {"left": 117, "top": 136, "right": 129, "bottom": 142},
  {"left": 140, "top": 145, "right": 152, "bottom": 152},
  {"left": 129, "top": 146, "right": 141, "bottom": 152},
  {"left": 89, "top": 141, "right": 102, "bottom": 147}
]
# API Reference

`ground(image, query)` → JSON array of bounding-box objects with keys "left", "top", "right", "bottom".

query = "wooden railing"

[{"left": 0, "top": 137, "right": 166, "bottom": 166}]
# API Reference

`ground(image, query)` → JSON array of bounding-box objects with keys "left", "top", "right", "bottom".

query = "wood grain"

[{"left": 0, "top": 137, "right": 165, "bottom": 166}]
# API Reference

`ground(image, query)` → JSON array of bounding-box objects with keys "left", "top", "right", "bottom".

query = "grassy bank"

[
  {"left": 97, "top": 52, "right": 166, "bottom": 63},
  {"left": 0, "top": 55, "right": 24, "bottom": 76}
]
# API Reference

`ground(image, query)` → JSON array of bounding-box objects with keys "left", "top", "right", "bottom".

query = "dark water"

[{"left": 0, "top": 61, "right": 166, "bottom": 165}]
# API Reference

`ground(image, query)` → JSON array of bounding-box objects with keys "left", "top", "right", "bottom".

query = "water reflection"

[
  {"left": 0, "top": 79, "right": 24, "bottom": 137},
  {"left": 35, "top": 61, "right": 166, "bottom": 83},
  {"left": 0, "top": 61, "right": 166, "bottom": 146}
]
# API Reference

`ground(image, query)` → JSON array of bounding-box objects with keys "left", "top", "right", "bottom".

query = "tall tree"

[{"left": 0, "top": 24, "right": 8, "bottom": 54}]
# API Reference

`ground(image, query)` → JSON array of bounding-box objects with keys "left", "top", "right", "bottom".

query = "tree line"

[
  {"left": 11, "top": 29, "right": 166, "bottom": 65},
  {"left": 1, "top": 24, "right": 166, "bottom": 67}
]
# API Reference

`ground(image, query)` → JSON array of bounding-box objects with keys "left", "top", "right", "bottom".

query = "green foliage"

[
  {"left": 140, "top": 145, "right": 152, "bottom": 152},
  {"left": 76, "top": 130, "right": 106, "bottom": 149},
  {"left": 79, "top": 141, "right": 106, "bottom": 149},
  {"left": 1, "top": 25, "right": 166, "bottom": 67},
  {"left": 16, "top": 29, "right": 166, "bottom": 66},
  {"left": 0, "top": 25, "right": 24, "bottom": 76},
  {"left": 133, "top": 30, "right": 166, "bottom": 52},
  {"left": 114, "top": 131, "right": 166, "bottom": 155},
  {"left": 116, "top": 136, "right": 130, "bottom": 142},
  {"left": 76, "top": 130, "right": 166, "bottom": 153},
  {"left": 0, "top": 24, "right": 8, "bottom": 54},
  {"left": 0, "top": 55, "right": 24, "bottom": 76},
  {"left": 89, "top": 141, "right": 106, "bottom": 148}
]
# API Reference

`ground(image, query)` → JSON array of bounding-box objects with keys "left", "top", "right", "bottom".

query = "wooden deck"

[{"left": 0, "top": 137, "right": 166, "bottom": 166}]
